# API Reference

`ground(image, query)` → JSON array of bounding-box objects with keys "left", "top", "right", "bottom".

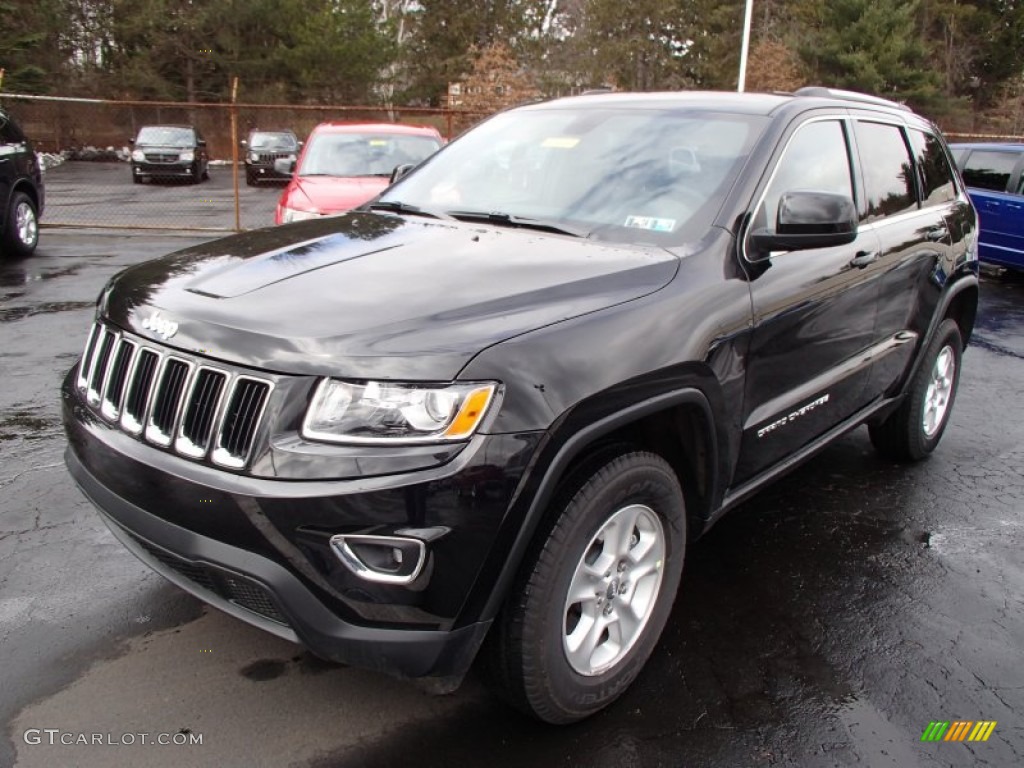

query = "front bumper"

[
  {"left": 133, "top": 162, "right": 194, "bottom": 178},
  {"left": 62, "top": 366, "right": 541, "bottom": 683},
  {"left": 246, "top": 163, "right": 290, "bottom": 181},
  {"left": 66, "top": 448, "right": 489, "bottom": 682}
]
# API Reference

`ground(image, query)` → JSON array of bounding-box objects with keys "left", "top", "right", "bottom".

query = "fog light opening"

[{"left": 329, "top": 534, "right": 426, "bottom": 585}]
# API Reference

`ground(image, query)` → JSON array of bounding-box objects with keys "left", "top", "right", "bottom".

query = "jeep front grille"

[{"left": 76, "top": 321, "right": 273, "bottom": 469}]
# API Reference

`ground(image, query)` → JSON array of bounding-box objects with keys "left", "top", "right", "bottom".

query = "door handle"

[
  {"left": 849, "top": 251, "right": 879, "bottom": 268},
  {"left": 926, "top": 226, "right": 949, "bottom": 242}
]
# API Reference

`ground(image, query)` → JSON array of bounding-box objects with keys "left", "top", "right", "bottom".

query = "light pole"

[{"left": 738, "top": 0, "right": 754, "bottom": 92}]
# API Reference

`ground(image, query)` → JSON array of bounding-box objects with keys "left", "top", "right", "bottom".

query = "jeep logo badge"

[{"left": 142, "top": 311, "right": 179, "bottom": 340}]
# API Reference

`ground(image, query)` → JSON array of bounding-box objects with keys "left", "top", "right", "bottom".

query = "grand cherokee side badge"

[{"left": 142, "top": 311, "right": 179, "bottom": 340}]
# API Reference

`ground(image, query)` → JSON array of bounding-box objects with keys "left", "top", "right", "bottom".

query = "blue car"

[{"left": 950, "top": 142, "right": 1024, "bottom": 270}]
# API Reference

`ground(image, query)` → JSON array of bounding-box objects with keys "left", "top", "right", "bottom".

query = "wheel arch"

[
  {"left": 474, "top": 386, "right": 723, "bottom": 625},
  {"left": 943, "top": 277, "right": 978, "bottom": 346},
  {"left": 11, "top": 179, "right": 40, "bottom": 212}
]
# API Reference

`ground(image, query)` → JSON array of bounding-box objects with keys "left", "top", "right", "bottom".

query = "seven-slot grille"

[
  {"left": 76, "top": 322, "right": 272, "bottom": 469},
  {"left": 256, "top": 151, "right": 292, "bottom": 163},
  {"left": 143, "top": 152, "right": 182, "bottom": 163}
]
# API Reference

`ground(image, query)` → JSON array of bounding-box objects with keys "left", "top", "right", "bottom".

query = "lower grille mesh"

[{"left": 129, "top": 534, "right": 288, "bottom": 625}]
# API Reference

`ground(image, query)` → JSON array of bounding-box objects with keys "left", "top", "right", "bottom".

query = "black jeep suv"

[
  {"left": 62, "top": 88, "right": 978, "bottom": 723},
  {"left": 241, "top": 129, "right": 300, "bottom": 185},
  {"left": 1, "top": 107, "right": 44, "bottom": 257}
]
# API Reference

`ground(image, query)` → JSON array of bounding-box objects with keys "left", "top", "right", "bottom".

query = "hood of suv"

[{"left": 100, "top": 213, "right": 678, "bottom": 379}]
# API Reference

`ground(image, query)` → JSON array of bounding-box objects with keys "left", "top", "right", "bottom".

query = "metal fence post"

[{"left": 230, "top": 77, "right": 241, "bottom": 233}]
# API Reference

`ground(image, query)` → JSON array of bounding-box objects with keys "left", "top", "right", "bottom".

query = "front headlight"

[
  {"left": 249, "top": 152, "right": 259, "bottom": 163},
  {"left": 180, "top": 150, "right": 195, "bottom": 162},
  {"left": 281, "top": 206, "right": 320, "bottom": 223},
  {"left": 131, "top": 149, "right": 145, "bottom": 162},
  {"left": 302, "top": 379, "right": 497, "bottom": 444}
]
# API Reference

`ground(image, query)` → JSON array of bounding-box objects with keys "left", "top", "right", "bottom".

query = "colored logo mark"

[{"left": 921, "top": 721, "right": 997, "bottom": 742}]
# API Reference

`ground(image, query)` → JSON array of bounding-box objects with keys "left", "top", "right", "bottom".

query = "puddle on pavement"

[
  {"left": 0, "top": 409, "right": 63, "bottom": 441},
  {"left": 0, "top": 301, "right": 95, "bottom": 323}
]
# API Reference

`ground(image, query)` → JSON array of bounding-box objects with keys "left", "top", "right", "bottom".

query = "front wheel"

[
  {"left": 2, "top": 191, "right": 39, "bottom": 257},
  {"left": 869, "top": 318, "right": 963, "bottom": 461},
  {"left": 485, "top": 450, "right": 686, "bottom": 723}
]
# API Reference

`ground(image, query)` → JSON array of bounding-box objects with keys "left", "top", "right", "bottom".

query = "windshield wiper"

[
  {"left": 446, "top": 210, "right": 589, "bottom": 238},
  {"left": 366, "top": 200, "right": 454, "bottom": 220}
]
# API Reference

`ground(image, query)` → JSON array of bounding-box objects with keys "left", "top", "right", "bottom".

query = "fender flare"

[
  {"left": 901, "top": 273, "right": 979, "bottom": 394},
  {"left": 478, "top": 386, "right": 718, "bottom": 622}
]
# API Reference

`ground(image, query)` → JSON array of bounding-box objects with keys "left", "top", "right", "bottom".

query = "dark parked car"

[
  {"left": 950, "top": 142, "right": 1024, "bottom": 270},
  {"left": 241, "top": 129, "right": 301, "bottom": 186},
  {"left": 0, "top": 107, "right": 44, "bottom": 257},
  {"left": 63, "top": 88, "right": 978, "bottom": 724},
  {"left": 130, "top": 125, "right": 209, "bottom": 184}
]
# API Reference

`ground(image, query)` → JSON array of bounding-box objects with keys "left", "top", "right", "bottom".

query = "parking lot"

[
  {"left": 1, "top": 228, "right": 1022, "bottom": 768},
  {"left": 42, "top": 161, "right": 281, "bottom": 231}
]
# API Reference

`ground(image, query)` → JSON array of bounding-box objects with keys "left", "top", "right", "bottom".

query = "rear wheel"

[
  {"left": 869, "top": 318, "right": 963, "bottom": 461},
  {"left": 2, "top": 191, "right": 39, "bottom": 257},
  {"left": 485, "top": 450, "right": 686, "bottom": 723}
]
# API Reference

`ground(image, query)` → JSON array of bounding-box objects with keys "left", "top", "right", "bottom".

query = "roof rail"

[{"left": 794, "top": 86, "right": 911, "bottom": 113}]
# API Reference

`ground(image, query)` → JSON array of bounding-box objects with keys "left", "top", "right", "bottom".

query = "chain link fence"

[
  {"left": 6, "top": 92, "right": 1023, "bottom": 235},
  {"left": 1, "top": 93, "right": 489, "bottom": 233}
]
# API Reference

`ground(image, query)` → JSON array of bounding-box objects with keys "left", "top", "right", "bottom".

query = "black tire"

[
  {"left": 2, "top": 191, "right": 39, "bottom": 258},
  {"left": 484, "top": 450, "right": 686, "bottom": 723},
  {"left": 191, "top": 162, "right": 201, "bottom": 184},
  {"left": 245, "top": 170, "right": 256, "bottom": 187},
  {"left": 201, "top": 163, "right": 210, "bottom": 181},
  {"left": 869, "top": 318, "right": 963, "bottom": 461},
  {"left": 132, "top": 173, "right": 142, "bottom": 184}
]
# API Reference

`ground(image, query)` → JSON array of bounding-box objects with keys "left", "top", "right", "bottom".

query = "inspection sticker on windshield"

[
  {"left": 624, "top": 215, "right": 676, "bottom": 232},
  {"left": 541, "top": 137, "right": 580, "bottom": 149}
]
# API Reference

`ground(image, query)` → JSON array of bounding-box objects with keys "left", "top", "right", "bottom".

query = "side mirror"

[
  {"left": 197, "top": 139, "right": 207, "bottom": 147},
  {"left": 390, "top": 163, "right": 415, "bottom": 184},
  {"left": 274, "top": 157, "right": 296, "bottom": 176},
  {"left": 750, "top": 191, "right": 857, "bottom": 254},
  {"left": 240, "top": 140, "right": 248, "bottom": 148},
  {"left": 128, "top": 138, "right": 135, "bottom": 145}
]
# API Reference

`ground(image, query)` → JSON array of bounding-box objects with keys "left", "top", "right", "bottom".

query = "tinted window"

[
  {"left": 135, "top": 126, "right": 196, "bottom": 147},
  {"left": 854, "top": 121, "right": 916, "bottom": 220},
  {"left": 961, "top": 150, "right": 1018, "bottom": 192},
  {"left": 250, "top": 132, "right": 298, "bottom": 150},
  {"left": 758, "top": 120, "right": 853, "bottom": 232},
  {"left": 909, "top": 130, "right": 956, "bottom": 206},
  {"left": 0, "top": 113, "right": 26, "bottom": 144}
]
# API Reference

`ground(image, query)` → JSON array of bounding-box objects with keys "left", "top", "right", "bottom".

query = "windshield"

[
  {"left": 136, "top": 126, "right": 195, "bottom": 147},
  {"left": 298, "top": 132, "right": 441, "bottom": 177},
  {"left": 380, "top": 107, "right": 765, "bottom": 244},
  {"left": 250, "top": 132, "right": 297, "bottom": 150}
]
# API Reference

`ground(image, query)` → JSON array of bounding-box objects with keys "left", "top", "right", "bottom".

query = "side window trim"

[{"left": 741, "top": 113, "right": 857, "bottom": 263}]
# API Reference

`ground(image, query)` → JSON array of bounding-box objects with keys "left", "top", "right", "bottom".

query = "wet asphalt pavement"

[
  {"left": 42, "top": 161, "right": 281, "bottom": 231},
  {"left": 1, "top": 230, "right": 1022, "bottom": 767}
]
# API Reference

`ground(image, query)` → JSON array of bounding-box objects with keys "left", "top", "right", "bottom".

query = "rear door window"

[
  {"left": 909, "top": 130, "right": 957, "bottom": 206},
  {"left": 853, "top": 121, "right": 917, "bottom": 221},
  {"left": 960, "top": 150, "right": 1019, "bottom": 192}
]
